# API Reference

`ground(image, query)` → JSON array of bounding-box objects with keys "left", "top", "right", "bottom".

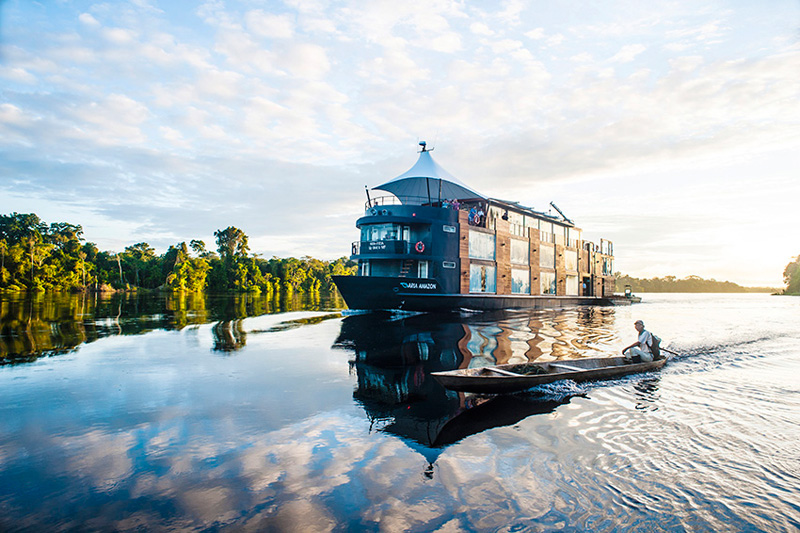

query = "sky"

[{"left": 1, "top": 0, "right": 798, "bottom": 287}]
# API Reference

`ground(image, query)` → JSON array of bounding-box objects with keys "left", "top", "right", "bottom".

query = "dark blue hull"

[{"left": 332, "top": 276, "right": 628, "bottom": 311}]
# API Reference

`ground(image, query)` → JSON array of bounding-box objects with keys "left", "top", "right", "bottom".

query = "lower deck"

[{"left": 333, "top": 275, "right": 629, "bottom": 311}]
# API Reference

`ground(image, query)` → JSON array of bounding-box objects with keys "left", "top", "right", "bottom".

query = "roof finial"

[{"left": 418, "top": 140, "right": 428, "bottom": 152}]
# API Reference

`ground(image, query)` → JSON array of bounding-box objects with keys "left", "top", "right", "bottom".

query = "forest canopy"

[{"left": 0, "top": 212, "right": 355, "bottom": 294}]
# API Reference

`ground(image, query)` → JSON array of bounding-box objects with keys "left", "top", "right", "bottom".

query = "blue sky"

[{"left": 1, "top": 0, "right": 798, "bottom": 286}]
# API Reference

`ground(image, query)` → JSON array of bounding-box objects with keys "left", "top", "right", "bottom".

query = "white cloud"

[
  {"left": 430, "top": 33, "right": 463, "bottom": 53},
  {"left": 245, "top": 10, "right": 295, "bottom": 39},
  {"left": 0, "top": 66, "right": 37, "bottom": 84},
  {"left": 609, "top": 43, "right": 646, "bottom": 63},
  {"left": 525, "top": 27, "right": 546, "bottom": 40},
  {"left": 102, "top": 27, "right": 138, "bottom": 45},
  {"left": 280, "top": 43, "right": 331, "bottom": 79},
  {"left": 470, "top": 22, "right": 493, "bottom": 37},
  {"left": 79, "top": 13, "right": 100, "bottom": 27}
]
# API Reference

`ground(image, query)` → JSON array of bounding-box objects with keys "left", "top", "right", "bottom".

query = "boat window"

[
  {"left": 508, "top": 212, "right": 525, "bottom": 237},
  {"left": 564, "top": 250, "right": 578, "bottom": 272},
  {"left": 540, "top": 271, "right": 556, "bottom": 294},
  {"left": 442, "top": 261, "right": 456, "bottom": 269},
  {"left": 469, "top": 264, "right": 496, "bottom": 293},
  {"left": 567, "top": 227, "right": 581, "bottom": 248},
  {"left": 469, "top": 230, "right": 495, "bottom": 260},
  {"left": 566, "top": 275, "right": 579, "bottom": 295},
  {"left": 418, "top": 261, "right": 429, "bottom": 278},
  {"left": 359, "top": 260, "right": 370, "bottom": 277},
  {"left": 361, "top": 223, "right": 407, "bottom": 242},
  {"left": 539, "top": 245, "right": 555, "bottom": 269},
  {"left": 602, "top": 258, "right": 614, "bottom": 275},
  {"left": 442, "top": 225, "right": 456, "bottom": 233},
  {"left": 554, "top": 225, "right": 566, "bottom": 246},
  {"left": 511, "top": 268, "right": 530, "bottom": 294},
  {"left": 510, "top": 239, "right": 529, "bottom": 265}
]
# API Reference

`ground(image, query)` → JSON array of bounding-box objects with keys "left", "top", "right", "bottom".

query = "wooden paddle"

[{"left": 483, "top": 367, "right": 524, "bottom": 377}]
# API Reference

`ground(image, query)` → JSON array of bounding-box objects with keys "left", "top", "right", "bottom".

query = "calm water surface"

[{"left": 0, "top": 292, "right": 798, "bottom": 532}]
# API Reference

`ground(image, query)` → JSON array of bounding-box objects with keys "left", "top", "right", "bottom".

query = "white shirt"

[{"left": 638, "top": 330, "right": 653, "bottom": 354}]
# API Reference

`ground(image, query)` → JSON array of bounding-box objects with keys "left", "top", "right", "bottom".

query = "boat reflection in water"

[{"left": 333, "top": 307, "right": 621, "bottom": 461}]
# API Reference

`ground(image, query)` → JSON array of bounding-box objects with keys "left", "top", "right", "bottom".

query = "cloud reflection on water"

[{"left": 3, "top": 294, "right": 798, "bottom": 530}]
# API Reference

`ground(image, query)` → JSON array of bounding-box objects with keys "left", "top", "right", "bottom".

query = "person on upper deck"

[
  {"left": 622, "top": 319, "right": 654, "bottom": 362},
  {"left": 468, "top": 206, "right": 478, "bottom": 225}
]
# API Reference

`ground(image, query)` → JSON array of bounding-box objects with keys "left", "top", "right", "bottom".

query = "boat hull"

[
  {"left": 431, "top": 356, "right": 668, "bottom": 394},
  {"left": 332, "top": 275, "right": 629, "bottom": 311}
]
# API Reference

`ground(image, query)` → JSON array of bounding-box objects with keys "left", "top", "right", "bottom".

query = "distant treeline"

[
  {"left": 615, "top": 274, "right": 777, "bottom": 293},
  {"left": 0, "top": 212, "right": 356, "bottom": 293}
]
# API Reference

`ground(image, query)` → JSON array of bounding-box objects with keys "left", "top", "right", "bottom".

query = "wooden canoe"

[{"left": 431, "top": 355, "right": 669, "bottom": 394}]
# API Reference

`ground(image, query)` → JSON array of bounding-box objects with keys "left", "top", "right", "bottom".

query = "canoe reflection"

[{"left": 333, "top": 310, "right": 609, "bottom": 455}]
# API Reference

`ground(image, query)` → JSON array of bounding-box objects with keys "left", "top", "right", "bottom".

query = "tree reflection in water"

[{"left": 0, "top": 290, "right": 346, "bottom": 363}]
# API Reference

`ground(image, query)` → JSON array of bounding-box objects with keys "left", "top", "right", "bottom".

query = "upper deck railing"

[{"left": 365, "top": 195, "right": 469, "bottom": 211}]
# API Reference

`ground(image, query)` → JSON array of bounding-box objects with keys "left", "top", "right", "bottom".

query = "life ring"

[{"left": 415, "top": 241, "right": 425, "bottom": 253}]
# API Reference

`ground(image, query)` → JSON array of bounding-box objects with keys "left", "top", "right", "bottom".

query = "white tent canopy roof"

[{"left": 373, "top": 148, "right": 486, "bottom": 204}]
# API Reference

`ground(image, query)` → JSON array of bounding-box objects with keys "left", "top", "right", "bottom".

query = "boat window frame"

[
  {"left": 469, "top": 262, "right": 497, "bottom": 294},
  {"left": 469, "top": 229, "right": 496, "bottom": 261},
  {"left": 511, "top": 268, "right": 531, "bottom": 294},
  {"left": 510, "top": 238, "right": 529, "bottom": 265}
]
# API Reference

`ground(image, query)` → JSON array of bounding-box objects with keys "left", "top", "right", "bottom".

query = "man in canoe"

[{"left": 622, "top": 319, "right": 655, "bottom": 363}]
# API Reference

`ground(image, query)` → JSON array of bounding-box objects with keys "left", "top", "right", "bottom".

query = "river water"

[{"left": 0, "top": 292, "right": 798, "bottom": 532}]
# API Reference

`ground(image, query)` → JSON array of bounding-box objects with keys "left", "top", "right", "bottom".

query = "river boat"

[
  {"left": 623, "top": 284, "right": 643, "bottom": 303},
  {"left": 333, "top": 142, "right": 627, "bottom": 311},
  {"left": 431, "top": 355, "right": 670, "bottom": 394}
]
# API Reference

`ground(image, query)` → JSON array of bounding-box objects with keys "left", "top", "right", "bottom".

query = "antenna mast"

[{"left": 549, "top": 201, "right": 573, "bottom": 224}]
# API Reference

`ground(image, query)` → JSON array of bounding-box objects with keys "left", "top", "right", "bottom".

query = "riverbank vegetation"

[
  {"left": 0, "top": 212, "right": 355, "bottom": 294},
  {"left": 615, "top": 274, "right": 777, "bottom": 293}
]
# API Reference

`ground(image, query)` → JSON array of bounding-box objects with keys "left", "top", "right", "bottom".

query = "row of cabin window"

[
  {"left": 469, "top": 230, "right": 579, "bottom": 270},
  {"left": 361, "top": 222, "right": 582, "bottom": 249},
  {"left": 469, "top": 265, "right": 580, "bottom": 295}
]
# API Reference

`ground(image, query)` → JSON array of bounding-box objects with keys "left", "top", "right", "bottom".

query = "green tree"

[
  {"left": 122, "top": 243, "right": 156, "bottom": 288},
  {"left": 213, "top": 226, "right": 249, "bottom": 290},
  {"left": 784, "top": 255, "right": 800, "bottom": 294},
  {"left": 214, "top": 227, "right": 249, "bottom": 259}
]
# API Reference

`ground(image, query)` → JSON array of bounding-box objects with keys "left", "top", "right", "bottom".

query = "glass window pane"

[
  {"left": 510, "top": 239, "right": 529, "bottom": 265},
  {"left": 539, "top": 245, "right": 555, "bottom": 268},
  {"left": 511, "top": 268, "right": 530, "bottom": 294},
  {"left": 470, "top": 264, "right": 496, "bottom": 293},
  {"left": 565, "top": 250, "right": 578, "bottom": 271},
  {"left": 469, "top": 230, "right": 496, "bottom": 260},
  {"left": 566, "top": 275, "right": 578, "bottom": 295},
  {"left": 540, "top": 272, "right": 556, "bottom": 294}
]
